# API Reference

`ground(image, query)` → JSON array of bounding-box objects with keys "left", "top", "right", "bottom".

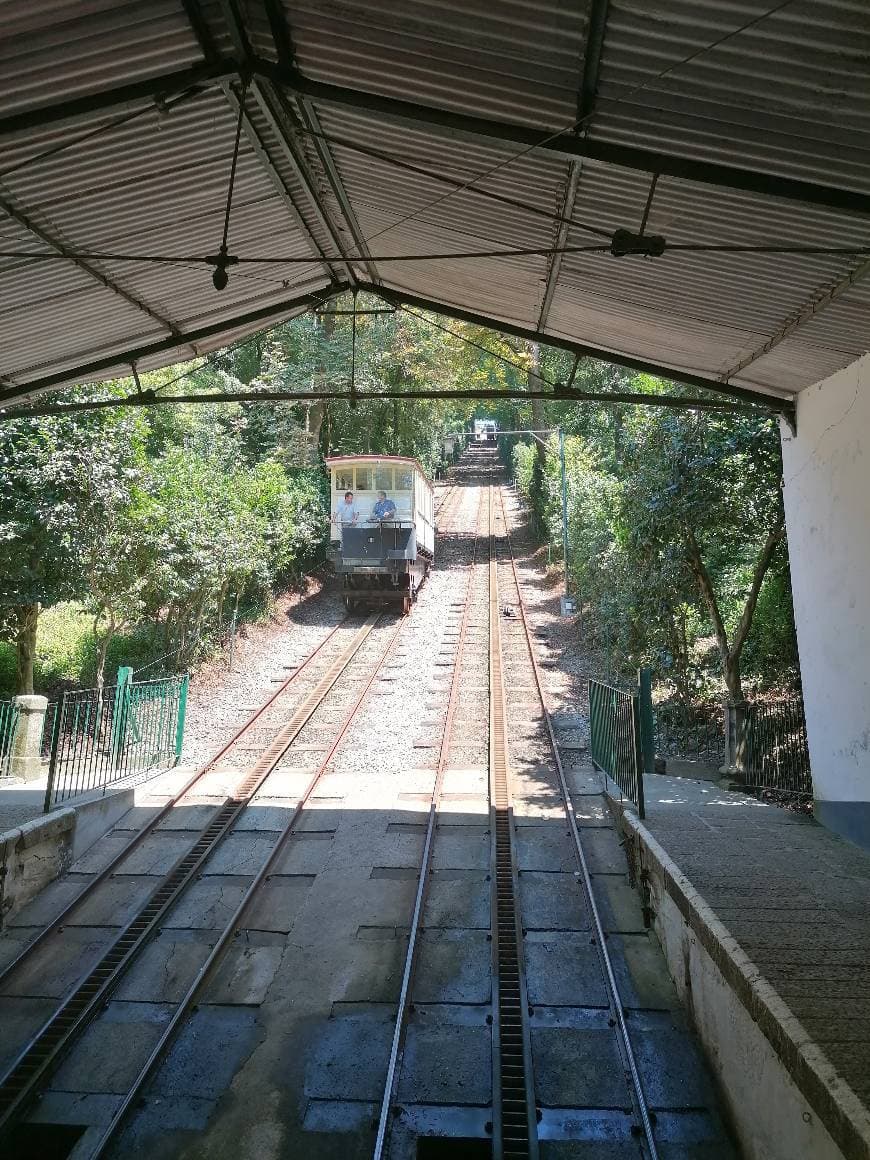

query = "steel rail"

[
  {"left": 494, "top": 486, "right": 659, "bottom": 1159},
  {"left": 87, "top": 609, "right": 411, "bottom": 1158},
  {"left": 0, "top": 613, "right": 384, "bottom": 1138},
  {"left": 372, "top": 483, "right": 486, "bottom": 1159},
  {"left": 0, "top": 617, "right": 349, "bottom": 995},
  {"left": 488, "top": 486, "right": 540, "bottom": 1160}
]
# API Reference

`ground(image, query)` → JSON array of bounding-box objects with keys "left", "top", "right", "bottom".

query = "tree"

[{"left": 0, "top": 400, "right": 147, "bottom": 692}]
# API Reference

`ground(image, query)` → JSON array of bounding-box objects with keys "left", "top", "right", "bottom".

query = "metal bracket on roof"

[{"left": 610, "top": 228, "right": 666, "bottom": 258}]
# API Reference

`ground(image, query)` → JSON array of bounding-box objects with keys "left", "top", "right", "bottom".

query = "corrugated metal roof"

[{"left": 1, "top": 0, "right": 868, "bottom": 407}]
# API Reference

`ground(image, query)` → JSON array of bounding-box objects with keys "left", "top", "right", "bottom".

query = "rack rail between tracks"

[{"left": 494, "top": 486, "right": 658, "bottom": 1159}]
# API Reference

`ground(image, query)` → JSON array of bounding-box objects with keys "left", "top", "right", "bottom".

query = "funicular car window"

[
  {"left": 374, "top": 467, "right": 393, "bottom": 491},
  {"left": 335, "top": 468, "right": 353, "bottom": 491},
  {"left": 396, "top": 467, "right": 413, "bottom": 490},
  {"left": 355, "top": 467, "right": 373, "bottom": 491}
]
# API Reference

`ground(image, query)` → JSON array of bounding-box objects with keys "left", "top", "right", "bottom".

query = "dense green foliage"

[
  {"left": 0, "top": 292, "right": 798, "bottom": 706},
  {"left": 511, "top": 369, "right": 798, "bottom": 703}
]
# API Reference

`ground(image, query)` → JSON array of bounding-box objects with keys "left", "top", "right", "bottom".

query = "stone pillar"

[
  {"left": 723, "top": 700, "right": 749, "bottom": 779},
  {"left": 9, "top": 695, "right": 47, "bottom": 781}
]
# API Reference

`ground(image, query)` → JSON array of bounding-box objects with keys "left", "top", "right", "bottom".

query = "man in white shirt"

[{"left": 334, "top": 491, "right": 360, "bottom": 529}]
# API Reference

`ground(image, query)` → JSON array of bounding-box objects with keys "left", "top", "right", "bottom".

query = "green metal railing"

[
  {"left": 588, "top": 679, "right": 645, "bottom": 817},
  {"left": 0, "top": 699, "right": 21, "bottom": 777},
  {"left": 44, "top": 669, "right": 189, "bottom": 810}
]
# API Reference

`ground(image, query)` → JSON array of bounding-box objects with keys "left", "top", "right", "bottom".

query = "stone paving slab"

[{"left": 621, "top": 772, "right": 870, "bottom": 1160}]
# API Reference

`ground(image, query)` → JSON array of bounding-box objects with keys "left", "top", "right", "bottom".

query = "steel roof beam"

[
  {"left": 0, "top": 62, "right": 238, "bottom": 140},
  {"left": 537, "top": 161, "right": 580, "bottom": 332},
  {"left": 720, "top": 255, "right": 870, "bottom": 381},
  {"left": 270, "top": 63, "right": 870, "bottom": 219},
  {"left": 214, "top": 0, "right": 378, "bottom": 286},
  {"left": 539, "top": 0, "right": 611, "bottom": 331},
  {"left": 295, "top": 96, "right": 380, "bottom": 285},
  {"left": 358, "top": 281, "right": 795, "bottom": 416},
  {"left": 255, "top": 0, "right": 381, "bottom": 284},
  {"left": 176, "top": 2, "right": 342, "bottom": 283},
  {"left": 0, "top": 193, "right": 182, "bottom": 339},
  {"left": 4, "top": 52, "right": 866, "bottom": 218},
  {"left": 2, "top": 384, "right": 762, "bottom": 423},
  {"left": 0, "top": 282, "right": 346, "bottom": 408},
  {"left": 217, "top": 80, "right": 342, "bottom": 283},
  {"left": 250, "top": 82, "right": 362, "bottom": 287}
]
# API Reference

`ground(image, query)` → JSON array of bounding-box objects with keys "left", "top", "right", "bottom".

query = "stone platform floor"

[{"left": 621, "top": 772, "right": 870, "bottom": 1159}]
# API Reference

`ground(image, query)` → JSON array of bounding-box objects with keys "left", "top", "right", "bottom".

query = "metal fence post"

[
  {"left": 637, "top": 667, "right": 655, "bottom": 776},
  {"left": 111, "top": 666, "right": 133, "bottom": 769},
  {"left": 43, "top": 693, "right": 64, "bottom": 814},
  {"left": 175, "top": 674, "right": 189, "bottom": 764},
  {"left": 631, "top": 693, "right": 646, "bottom": 819}
]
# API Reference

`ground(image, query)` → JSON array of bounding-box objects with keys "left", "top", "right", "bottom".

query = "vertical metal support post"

[
  {"left": 43, "top": 694, "right": 64, "bottom": 814},
  {"left": 559, "top": 427, "right": 570, "bottom": 597},
  {"left": 637, "top": 667, "right": 655, "bottom": 776},
  {"left": 175, "top": 674, "right": 189, "bottom": 764},
  {"left": 631, "top": 693, "right": 646, "bottom": 820},
  {"left": 112, "top": 666, "right": 133, "bottom": 769}
]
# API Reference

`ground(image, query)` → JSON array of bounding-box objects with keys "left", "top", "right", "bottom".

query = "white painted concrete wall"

[{"left": 780, "top": 353, "right": 870, "bottom": 846}]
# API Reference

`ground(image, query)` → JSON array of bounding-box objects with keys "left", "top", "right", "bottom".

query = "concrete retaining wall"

[
  {"left": 0, "top": 773, "right": 176, "bottom": 928},
  {"left": 0, "top": 808, "right": 76, "bottom": 925},
  {"left": 619, "top": 810, "right": 870, "bottom": 1160}
]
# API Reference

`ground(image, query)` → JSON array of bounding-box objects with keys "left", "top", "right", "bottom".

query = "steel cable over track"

[
  {"left": 373, "top": 482, "right": 486, "bottom": 1159},
  {"left": 488, "top": 486, "right": 539, "bottom": 1160},
  {"left": 0, "top": 617, "right": 350, "bottom": 998},
  {"left": 494, "top": 486, "right": 659, "bottom": 1160},
  {"left": 0, "top": 612, "right": 396, "bottom": 1142}
]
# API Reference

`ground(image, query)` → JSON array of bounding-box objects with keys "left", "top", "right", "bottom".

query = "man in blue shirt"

[{"left": 372, "top": 491, "right": 397, "bottom": 522}]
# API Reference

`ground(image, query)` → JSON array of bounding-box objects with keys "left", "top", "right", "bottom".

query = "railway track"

[
  {"left": 0, "top": 464, "right": 711, "bottom": 1158},
  {"left": 493, "top": 486, "right": 658, "bottom": 1159},
  {"left": 373, "top": 485, "right": 488, "bottom": 1159},
  {"left": 375, "top": 481, "right": 659, "bottom": 1159},
  {"left": 0, "top": 482, "right": 477, "bottom": 1157},
  {"left": 0, "top": 612, "right": 403, "bottom": 1146}
]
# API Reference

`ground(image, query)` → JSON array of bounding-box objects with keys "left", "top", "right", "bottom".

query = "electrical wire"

[
  {"left": 298, "top": 125, "right": 612, "bottom": 239},
  {"left": 0, "top": 85, "right": 210, "bottom": 183},
  {"left": 0, "top": 242, "right": 867, "bottom": 266},
  {"left": 360, "top": 0, "right": 799, "bottom": 247}
]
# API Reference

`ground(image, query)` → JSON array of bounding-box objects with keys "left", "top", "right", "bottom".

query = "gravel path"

[{"left": 181, "top": 577, "right": 346, "bottom": 767}]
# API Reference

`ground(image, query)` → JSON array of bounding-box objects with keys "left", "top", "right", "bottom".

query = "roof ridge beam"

[
  {"left": 220, "top": 82, "right": 342, "bottom": 282},
  {"left": 0, "top": 190, "right": 183, "bottom": 339}
]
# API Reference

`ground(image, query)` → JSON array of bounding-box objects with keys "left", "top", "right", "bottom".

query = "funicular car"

[{"left": 327, "top": 455, "right": 435, "bottom": 614}]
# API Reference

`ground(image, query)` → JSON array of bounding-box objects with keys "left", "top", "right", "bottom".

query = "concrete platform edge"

[{"left": 616, "top": 805, "right": 870, "bottom": 1160}]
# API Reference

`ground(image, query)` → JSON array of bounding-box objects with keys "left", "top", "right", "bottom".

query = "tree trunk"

[
  {"left": 310, "top": 310, "right": 335, "bottom": 461},
  {"left": 15, "top": 603, "right": 39, "bottom": 695},
  {"left": 724, "top": 654, "right": 744, "bottom": 704},
  {"left": 94, "top": 612, "right": 115, "bottom": 694}
]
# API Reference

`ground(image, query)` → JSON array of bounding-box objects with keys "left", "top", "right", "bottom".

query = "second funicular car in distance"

[{"left": 327, "top": 454, "right": 434, "bottom": 614}]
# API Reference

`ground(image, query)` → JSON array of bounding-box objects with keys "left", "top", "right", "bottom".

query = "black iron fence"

[
  {"left": 744, "top": 699, "right": 812, "bottom": 795},
  {"left": 588, "top": 679, "right": 645, "bottom": 817},
  {"left": 44, "top": 671, "right": 188, "bottom": 810},
  {"left": 654, "top": 699, "right": 725, "bottom": 769},
  {"left": 0, "top": 699, "right": 21, "bottom": 776}
]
